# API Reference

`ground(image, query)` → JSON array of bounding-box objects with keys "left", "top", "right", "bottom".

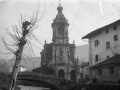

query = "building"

[
  {"left": 40, "top": 3, "right": 80, "bottom": 81},
  {"left": 82, "top": 19, "right": 120, "bottom": 82},
  {"left": 80, "top": 62, "right": 89, "bottom": 81}
]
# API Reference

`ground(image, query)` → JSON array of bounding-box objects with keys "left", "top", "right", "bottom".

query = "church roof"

[
  {"left": 32, "top": 65, "right": 55, "bottom": 75},
  {"left": 90, "top": 54, "right": 120, "bottom": 69}
]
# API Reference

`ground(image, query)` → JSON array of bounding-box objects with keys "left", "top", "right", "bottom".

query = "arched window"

[{"left": 58, "top": 28, "right": 63, "bottom": 34}]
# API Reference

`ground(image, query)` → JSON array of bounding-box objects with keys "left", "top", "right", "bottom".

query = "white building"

[
  {"left": 82, "top": 19, "right": 120, "bottom": 82},
  {"left": 9, "top": 65, "right": 27, "bottom": 72}
]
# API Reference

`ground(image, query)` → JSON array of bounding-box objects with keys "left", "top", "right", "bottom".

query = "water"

[
  {"left": 18, "top": 85, "right": 50, "bottom": 90},
  {"left": 18, "top": 85, "right": 59, "bottom": 90}
]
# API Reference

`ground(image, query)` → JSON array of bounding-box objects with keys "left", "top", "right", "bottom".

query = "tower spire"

[
  {"left": 59, "top": 0, "right": 61, "bottom": 5},
  {"left": 57, "top": 0, "right": 63, "bottom": 13}
]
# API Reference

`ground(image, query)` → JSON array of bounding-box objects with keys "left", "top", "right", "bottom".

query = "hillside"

[
  {"left": 4, "top": 44, "right": 89, "bottom": 70},
  {"left": 6, "top": 57, "right": 41, "bottom": 71},
  {"left": 75, "top": 44, "right": 89, "bottom": 64}
]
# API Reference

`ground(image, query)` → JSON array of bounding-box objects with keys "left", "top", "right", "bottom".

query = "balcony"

[
  {"left": 56, "top": 60, "right": 66, "bottom": 66},
  {"left": 49, "top": 60, "right": 66, "bottom": 66}
]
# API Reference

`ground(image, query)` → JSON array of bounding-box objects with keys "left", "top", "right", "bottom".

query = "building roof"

[
  {"left": 90, "top": 54, "right": 120, "bottom": 69},
  {"left": 32, "top": 65, "right": 55, "bottom": 75},
  {"left": 82, "top": 19, "right": 120, "bottom": 39},
  {"left": 80, "top": 62, "right": 89, "bottom": 68}
]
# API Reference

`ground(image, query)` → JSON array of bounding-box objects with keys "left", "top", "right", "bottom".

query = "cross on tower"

[
  {"left": 59, "top": 0, "right": 62, "bottom": 6},
  {"left": 59, "top": 0, "right": 61, "bottom": 5}
]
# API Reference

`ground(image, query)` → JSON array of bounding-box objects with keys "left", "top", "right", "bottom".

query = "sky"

[{"left": 0, "top": 0, "right": 120, "bottom": 61}]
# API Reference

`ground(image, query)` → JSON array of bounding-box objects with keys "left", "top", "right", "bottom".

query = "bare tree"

[{"left": 1, "top": 5, "right": 46, "bottom": 90}]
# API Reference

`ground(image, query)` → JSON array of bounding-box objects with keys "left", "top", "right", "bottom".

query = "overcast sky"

[{"left": 0, "top": 0, "right": 120, "bottom": 60}]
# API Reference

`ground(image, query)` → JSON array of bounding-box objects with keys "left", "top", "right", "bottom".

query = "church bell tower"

[
  {"left": 52, "top": 4, "right": 69, "bottom": 44},
  {"left": 50, "top": 3, "right": 77, "bottom": 80}
]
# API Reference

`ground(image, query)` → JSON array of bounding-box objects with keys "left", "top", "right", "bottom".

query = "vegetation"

[
  {"left": 1, "top": 4, "right": 46, "bottom": 90},
  {"left": 0, "top": 62, "right": 9, "bottom": 73},
  {"left": 32, "top": 65, "right": 55, "bottom": 75}
]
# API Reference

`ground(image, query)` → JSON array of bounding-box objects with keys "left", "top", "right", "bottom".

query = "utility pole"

[
  {"left": 33, "top": 61, "right": 34, "bottom": 70},
  {"left": 74, "top": 58, "right": 79, "bottom": 82}
]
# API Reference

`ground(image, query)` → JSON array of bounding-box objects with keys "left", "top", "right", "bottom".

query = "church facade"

[{"left": 40, "top": 4, "right": 79, "bottom": 81}]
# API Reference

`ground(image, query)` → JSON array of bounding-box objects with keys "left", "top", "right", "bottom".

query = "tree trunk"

[{"left": 8, "top": 37, "right": 25, "bottom": 90}]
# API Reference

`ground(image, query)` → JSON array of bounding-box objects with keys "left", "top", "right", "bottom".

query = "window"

[
  {"left": 106, "top": 29, "right": 108, "bottom": 33},
  {"left": 107, "top": 55, "right": 109, "bottom": 59},
  {"left": 98, "top": 69, "right": 102, "bottom": 75},
  {"left": 114, "top": 35, "right": 118, "bottom": 41},
  {"left": 86, "top": 67, "right": 88, "bottom": 70},
  {"left": 114, "top": 26, "right": 117, "bottom": 30},
  {"left": 109, "top": 67, "right": 114, "bottom": 74},
  {"left": 95, "top": 55, "right": 98, "bottom": 62},
  {"left": 59, "top": 28, "right": 63, "bottom": 34},
  {"left": 95, "top": 40, "right": 99, "bottom": 47},
  {"left": 106, "top": 42, "right": 110, "bottom": 49}
]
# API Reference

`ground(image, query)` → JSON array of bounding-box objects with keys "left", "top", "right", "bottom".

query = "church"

[{"left": 40, "top": 3, "right": 80, "bottom": 81}]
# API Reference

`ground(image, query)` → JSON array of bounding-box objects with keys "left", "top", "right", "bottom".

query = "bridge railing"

[{"left": 1, "top": 71, "right": 73, "bottom": 90}]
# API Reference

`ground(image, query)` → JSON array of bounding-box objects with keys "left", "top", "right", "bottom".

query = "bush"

[
  {"left": 103, "top": 80, "right": 109, "bottom": 83},
  {"left": 117, "top": 79, "right": 120, "bottom": 83},
  {"left": 77, "top": 83, "right": 120, "bottom": 90}
]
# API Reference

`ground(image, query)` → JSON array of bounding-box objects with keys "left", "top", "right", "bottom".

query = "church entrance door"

[
  {"left": 58, "top": 69, "right": 65, "bottom": 78},
  {"left": 71, "top": 70, "right": 76, "bottom": 81}
]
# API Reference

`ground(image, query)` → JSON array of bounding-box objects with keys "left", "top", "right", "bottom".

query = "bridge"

[{"left": 0, "top": 72, "right": 75, "bottom": 90}]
